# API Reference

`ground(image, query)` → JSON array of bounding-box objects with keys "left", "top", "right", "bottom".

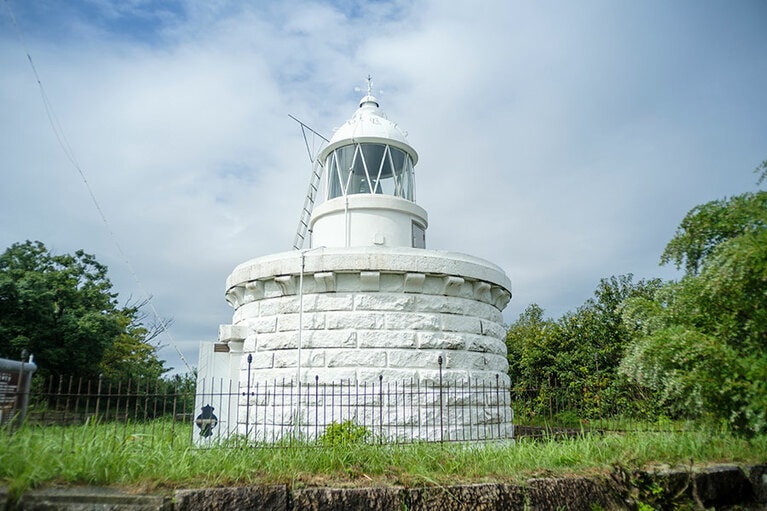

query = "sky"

[{"left": 1, "top": 0, "right": 765, "bottom": 374}]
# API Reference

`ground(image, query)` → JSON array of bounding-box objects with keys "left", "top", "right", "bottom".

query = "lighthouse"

[{"left": 195, "top": 84, "right": 513, "bottom": 443}]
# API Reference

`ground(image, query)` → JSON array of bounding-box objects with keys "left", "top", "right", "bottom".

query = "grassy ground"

[{"left": 2, "top": 423, "right": 766, "bottom": 502}]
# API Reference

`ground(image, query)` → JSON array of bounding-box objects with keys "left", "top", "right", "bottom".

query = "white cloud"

[{"left": 1, "top": 0, "right": 765, "bottom": 371}]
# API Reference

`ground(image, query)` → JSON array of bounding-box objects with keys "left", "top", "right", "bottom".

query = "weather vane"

[{"left": 356, "top": 74, "right": 382, "bottom": 98}]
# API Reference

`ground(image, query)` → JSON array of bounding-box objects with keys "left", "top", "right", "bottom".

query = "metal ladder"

[{"left": 290, "top": 115, "right": 329, "bottom": 250}]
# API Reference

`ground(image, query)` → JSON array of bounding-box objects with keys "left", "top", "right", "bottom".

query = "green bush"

[{"left": 320, "top": 420, "right": 370, "bottom": 446}]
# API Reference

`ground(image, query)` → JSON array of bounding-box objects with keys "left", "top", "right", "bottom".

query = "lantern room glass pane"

[{"left": 326, "top": 143, "right": 415, "bottom": 200}]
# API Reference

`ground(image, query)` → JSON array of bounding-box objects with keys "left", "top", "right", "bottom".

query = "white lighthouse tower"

[{"left": 195, "top": 84, "right": 513, "bottom": 443}]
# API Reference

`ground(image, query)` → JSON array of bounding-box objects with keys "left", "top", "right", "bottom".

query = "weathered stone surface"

[
  {"left": 525, "top": 476, "right": 625, "bottom": 511},
  {"left": 749, "top": 464, "right": 767, "bottom": 503},
  {"left": 174, "top": 485, "right": 288, "bottom": 511},
  {"left": 357, "top": 330, "right": 417, "bottom": 349},
  {"left": 18, "top": 487, "right": 170, "bottom": 511},
  {"left": 292, "top": 486, "right": 403, "bottom": 511},
  {"left": 326, "top": 349, "right": 386, "bottom": 368},
  {"left": 354, "top": 294, "right": 415, "bottom": 312},
  {"left": 1, "top": 486, "right": 8, "bottom": 511},
  {"left": 440, "top": 314, "right": 481, "bottom": 334},
  {"left": 694, "top": 465, "right": 751, "bottom": 507},
  {"left": 407, "top": 483, "right": 525, "bottom": 510}
]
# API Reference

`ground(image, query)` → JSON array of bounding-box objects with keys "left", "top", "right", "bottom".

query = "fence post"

[
  {"left": 495, "top": 374, "right": 501, "bottom": 439},
  {"left": 438, "top": 355, "right": 443, "bottom": 443},
  {"left": 315, "top": 375, "right": 319, "bottom": 442},
  {"left": 245, "top": 354, "right": 252, "bottom": 442},
  {"left": 378, "top": 374, "right": 384, "bottom": 444}
]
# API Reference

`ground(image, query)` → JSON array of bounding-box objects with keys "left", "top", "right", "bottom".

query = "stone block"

[
  {"left": 472, "top": 281, "right": 492, "bottom": 303},
  {"left": 256, "top": 332, "right": 298, "bottom": 351},
  {"left": 749, "top": 464, "right": 767, "bottom": 503},
  {"left": 302, "top": 330, "right": 357, "bottom": 349},
  {"left": 248, "top": 352, "right": 274, "bottom": 369},
  {"left": 442, "top": 275, "right": 465, "bottom": 296},
  {"left": 694, "top": 465, "right": 751, "bottom": 507},
  {"left": 388, "top": 349, "right": 443, "bottom": 369},
  {"left": 416, "top": 295, "right": 502, "bottom": 322},
  {"left": 404, "top": 272, "right": 426, "bottom": 292},
  {"left": 174, "top": 485, "right": 288, "bottom": 511},
  {"left": 259, "top": 296, "right": 299, "bottom": 316},
  {"left": 302, "top": 349, "right": 328, "bottom": 368},
  {"left": 0, "top": 486, "right": 7, "bottom": 511},
  {"left": 327, "top": 311, "right": 385, "bottom": 330},
  {"left": 243, "top": 336, "right": 257, "bottom": 352},
  {"left": 360, "top": 271, "right": 381, "bottom": 291},
  {"left": 358, "top": 368, "right": 420, "bottom": 384},
  {"left": 354, "top": 294, "right": 415, "bottom": 311},
  {"left": 310, "top": 294, "right": 354, "bottom": 312},
  {"left": 277, "top": 312, "right": 325, "bottom": 332},
  {"left": 417, "top": 332, "right": 466, "bottom": 350},
  {"left": 525, "top": 476, "right": 623, "bottom": 511},
  {"left": 226, "top": 285, "right": 246, "bottom": 308},
  {"left": 272, "top": 351, "right": 298, "bottom": 368},
  {"left": 326, "top": 350, "right": 387, "bottom": 368},
  {"left": 293, "top": 487, "right": 403, "bottom": 511},
  {"left": 17, "top": 487, "right": 170, "bottom": 511},
  {"left": 313, "top": 271, "right": 336, "bottom": 292},
  {"left": 219, "top": 324, "right": 248, "bottom": 342},
  {"left": 406, "top": 483, "right": 525, "bottom": 511},
  {"left": 446, "top": 352, "right": 487, "bottom": 370},
  {"left": 466, "top": 335, "right": 507, "bottom": 355},
  {"left": 274, "top": 275, "right": 297, "bottom": 296},
  {"left": 357, "top": 330, "right": 417, "bottom": 349},
  {"left": 251, "top": 316, "right": 277, "bottom": 334},
  {"left": 479, "top": 320, "right": 506, "bottom": 339},
  {"left": 441, "top": 314, "right": 481, "bottom": 334},
  {"left": 385, "top": 312, "right": 440, "bottom": 331},
  {"left": 244, "top": 280, "right": 265, "bottom": 302}
]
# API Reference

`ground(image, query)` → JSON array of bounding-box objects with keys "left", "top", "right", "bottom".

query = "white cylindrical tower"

[{"left": 310, "top": 94, "right": 428, "bottom": 249}]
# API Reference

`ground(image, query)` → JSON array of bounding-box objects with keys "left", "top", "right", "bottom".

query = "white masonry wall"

[{"left": 216, "top": 247, "right": 513, "bottom": 442}]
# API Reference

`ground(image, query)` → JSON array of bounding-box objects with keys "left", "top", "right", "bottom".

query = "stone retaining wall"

[{"left": 5, "top": 464, "right": 766, "bottom": 510}]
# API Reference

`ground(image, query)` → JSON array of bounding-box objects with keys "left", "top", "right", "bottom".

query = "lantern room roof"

[{"left": 322, "top": 94, "right": 418, "bottom": 165}]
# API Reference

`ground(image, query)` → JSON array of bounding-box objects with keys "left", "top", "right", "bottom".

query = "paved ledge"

[
  {"left": 4, "top": 463, "right": 767, "bottom": 511},
  {"left": 15, "top": 487, "right": 171, "bottom": 510}
]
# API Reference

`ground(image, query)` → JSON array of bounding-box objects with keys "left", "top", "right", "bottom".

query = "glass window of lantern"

[
  {"left": 348, "top": 145, "right": 369, "bottom": 194},
  {"left": 326, "top": 143, "right": 415, "bottom": 200},
  {"left": 327, "top": 145, "right": 355, "bottom": 199}
]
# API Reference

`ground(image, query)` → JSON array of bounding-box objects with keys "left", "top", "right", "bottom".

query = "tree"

[
  {"left": 620, "top": 170, "right": 767, "bottom": 434},
  {"left": 0, "top": 241, "right": 167, "bottom": 382},
  {"left": 506, "top": 275, "right": 662, "bottom": 419}
]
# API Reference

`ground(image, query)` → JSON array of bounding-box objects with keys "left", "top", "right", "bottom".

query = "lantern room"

[{"left": 309, "top": 94, "right": 428, "bottom": 249}]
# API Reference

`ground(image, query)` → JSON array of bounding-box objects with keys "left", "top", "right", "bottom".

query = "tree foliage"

[
  {"left": 506, "top": 275, "right": 662, "bottom": 419},
  {"left": 620, "top": 179, "right": 767, "bottom": 434},
  {"left": 0, "top": 241, "right": 167, "bottom": 382}
]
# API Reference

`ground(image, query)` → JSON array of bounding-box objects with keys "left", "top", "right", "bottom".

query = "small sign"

[
  {"left": 195, "top": 405, "right": 218, "bottom": 438},
  {"left": 0, "top": 369, "right": 20, "bottom": 426}
]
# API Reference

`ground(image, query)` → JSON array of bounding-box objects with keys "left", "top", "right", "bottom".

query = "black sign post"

[{"left": 0, "top": 352, "right": 37, "bottom": 428}]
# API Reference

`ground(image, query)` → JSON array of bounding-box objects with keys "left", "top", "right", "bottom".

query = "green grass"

[{"left": 2, "top": 422, "right": 766, "bottom": 503}]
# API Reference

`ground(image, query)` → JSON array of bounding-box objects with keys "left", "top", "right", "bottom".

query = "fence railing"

[
  {"left": 195, "top": 374, "right": 514, "bottom": 445},
  {"left": 1, "top": 374, "right": 680, "bottom": 448}
]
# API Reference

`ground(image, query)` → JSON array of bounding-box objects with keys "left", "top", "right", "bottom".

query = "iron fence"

[
  {"left": 1, "top": 372, "right": 681, "bottom": 448},
  {"left": 194, "top": 373, "right": 514, "bottom": 445}
]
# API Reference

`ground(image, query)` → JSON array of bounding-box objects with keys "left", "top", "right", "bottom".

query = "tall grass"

[{"left": 2, "top": 422, "right": 766, "bottom": 502}]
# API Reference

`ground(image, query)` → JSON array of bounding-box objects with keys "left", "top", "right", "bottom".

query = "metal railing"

[
  {"left": 195, "top": 373, "right": 514, "bottom": 445},
  {"left": 1, "top": 372, "right": 679, "bottom": 448}
]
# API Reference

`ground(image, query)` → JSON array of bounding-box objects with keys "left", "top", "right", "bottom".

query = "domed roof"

[{"left": 322, "top": 94, "right": 418, "bottom": 165}]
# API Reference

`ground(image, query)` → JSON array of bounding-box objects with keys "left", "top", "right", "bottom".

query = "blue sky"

[{"left": 1, "top": 0, "right": 765, "bottom": 374}]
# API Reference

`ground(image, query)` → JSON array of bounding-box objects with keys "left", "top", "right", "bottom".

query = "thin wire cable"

[{"left": 4, "top": 0, "right": 193, "bottom": 373}]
